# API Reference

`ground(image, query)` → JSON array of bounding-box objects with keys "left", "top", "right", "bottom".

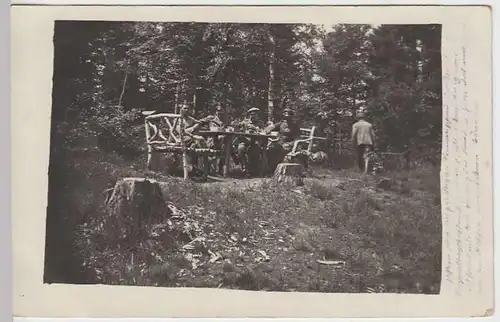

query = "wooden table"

[{"left": 198, "top": 130, "right": 277, "bottom": 177}]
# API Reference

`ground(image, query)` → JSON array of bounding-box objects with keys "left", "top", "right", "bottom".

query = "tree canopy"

[{"left": 51, "top": 21, "right": 442, "bottom": 161}]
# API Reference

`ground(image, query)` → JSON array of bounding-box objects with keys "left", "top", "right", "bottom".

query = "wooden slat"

[
  {"left": 142, "top": 110, "right": 157, "bottom": 116},
  {"left": 151, "top": 144, "right": 223, "bottom": 155},
  {"left": 145, "top": 113, "right": 181, "bottom": 120}
]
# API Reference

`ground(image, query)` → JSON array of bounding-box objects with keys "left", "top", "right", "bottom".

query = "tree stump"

[
  {"left": 272, "top": 163, "right": 304, "bottom": 186},
  {"left": 105, "top": 178, "right": 171, "bottom": 239}
]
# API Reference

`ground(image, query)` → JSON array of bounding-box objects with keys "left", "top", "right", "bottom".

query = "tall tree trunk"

[
  {"left": 267, "top": 33, "right": 276, "bottom": 123},
  {"left": 118, "top": 58, "right": 131, "bottom": 107},
  {"left": 351, "top": 88, "right": 357, "bottom": 121},
  {"left": 118, "top": 68, "right": 129, "bottom": 107},
  {"left": 192, "top": 90, "right": 197, "bottom": 113}
]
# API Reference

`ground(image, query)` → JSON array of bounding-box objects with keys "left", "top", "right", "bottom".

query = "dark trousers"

[
  {"left": 356, "top": 144, "right": 373, "bottom": 172},
  {"left": 235, "top": 140, "right": 262, "bottom": 176}
]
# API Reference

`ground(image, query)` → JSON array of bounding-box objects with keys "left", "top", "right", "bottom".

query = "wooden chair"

[
  {"left": 267, "top": 127, "right": 315, "bottom": 151},
  {"left": 268, "top": 125, "right": 328, "bottom": 167},
  {"left": 143, "top": 111, "right": 223, "bottom": 180},
  {"left": 293, "top": 127, "right": 318, "bottom": 154}
]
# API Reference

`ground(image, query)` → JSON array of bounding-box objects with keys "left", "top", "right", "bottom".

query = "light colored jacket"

[{"left": 352, "top": 120, "right": 375, "bottom": 146}]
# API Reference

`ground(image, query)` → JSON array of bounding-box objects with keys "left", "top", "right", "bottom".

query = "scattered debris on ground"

[{"left": 77, "top": 167, "right": 441, "bottom": 294}]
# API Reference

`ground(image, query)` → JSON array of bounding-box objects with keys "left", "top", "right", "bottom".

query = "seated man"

[
  {"left": 199, "top": 104, "right": 226, "bottom": 149},
  {"left": 177, "top": 104, "right": 208, "bottom": 173},
  {"left": 199, "top": 104, "right": 227, "bottom": 175},
  {"left": 265, "top": 107, "right": 302, "bottom": 172},
  {"left": 231, "top": 107, "right": 265, "bottom": 176}
]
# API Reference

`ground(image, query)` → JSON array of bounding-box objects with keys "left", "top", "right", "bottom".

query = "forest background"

[{"left": 45, "top": 22, "right": 442, "bottom": 290}]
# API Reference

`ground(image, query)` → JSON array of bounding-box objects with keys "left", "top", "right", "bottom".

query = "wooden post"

[
  {"left": 144, "top": 118, "right": 154, "bottom": 170},
  {"left": 146, "top": 146, "right": 154, "bottom": 170},
  {"left": 223, "top": 134, "right": 232, "bottom": 177},
  {"left": 203, "top": 155, "right": 209, "bottom": 179},
  {"left": 260, "top": 138, "right": 270, "bottom": 176},
  {"left": 179, "top": 116, "right": 189, "bottom": 180},
  {"left": 308, "top": 126, "right": 316, "bottom": 152},
  {"left": 192, "top": 91, "right": 197, "bottom": 115},
  {"left": 144, "top": 118, "right": 160, "bottom": 170},
  {"left": 145, "top": 118, "right": 151, "bottom": 166},
  {"left": 174, "top": 84, "right": 179, "bottom": 114}
]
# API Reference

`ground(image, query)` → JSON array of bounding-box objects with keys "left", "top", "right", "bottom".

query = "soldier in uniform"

[
  {"left": 177, "top": 104, "right": 207, "bottom": 147},
  {"left": 265, "top": 107, "right": 302, "bottom": 172},
  {"left": 177, "top": 104, "right": 208, "bottom": 173},
  {"left": 231, "top": 107, "right": 265, "bottom": 176},
  {"left": 199, "top": 104, "right": 227, "bottom": 175},
  {"left": 200, "top": 104, "right": 226, "bottom": 149}
]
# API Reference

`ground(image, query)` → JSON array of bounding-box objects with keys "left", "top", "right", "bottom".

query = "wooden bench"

[{"left": 143, "top": 111, "right": 224, "bottom": 180}]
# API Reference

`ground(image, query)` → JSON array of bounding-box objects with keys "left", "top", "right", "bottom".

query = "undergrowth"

[{"left": 52, "top": 146, "right": 441, "bottom": 294}]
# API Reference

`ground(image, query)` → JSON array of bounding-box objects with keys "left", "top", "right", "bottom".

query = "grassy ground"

[{"left": 70, "top": 150, "right": 441, "bottom": 294}]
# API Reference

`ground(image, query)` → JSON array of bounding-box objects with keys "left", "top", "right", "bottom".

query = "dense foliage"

[{"left": 51, "top": 21, "right": 441, "bottom": 159}]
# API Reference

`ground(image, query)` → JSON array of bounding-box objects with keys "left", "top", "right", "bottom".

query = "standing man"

[{"left": 351, "top": 111, "right": 376, "bottom": 173}]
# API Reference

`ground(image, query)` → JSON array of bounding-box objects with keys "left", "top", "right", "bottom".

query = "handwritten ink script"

[{"left": 441, "top": 31, "right": 483, "bottom": 296}]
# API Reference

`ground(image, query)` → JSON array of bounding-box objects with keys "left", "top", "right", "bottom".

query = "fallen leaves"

[{"left": 76, "top": 168, "right": 441, "bottom": 293}]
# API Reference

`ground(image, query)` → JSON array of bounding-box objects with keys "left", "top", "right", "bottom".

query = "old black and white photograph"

[{"left": 44, "top": 20, "right": 443, "bottom": 294}]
